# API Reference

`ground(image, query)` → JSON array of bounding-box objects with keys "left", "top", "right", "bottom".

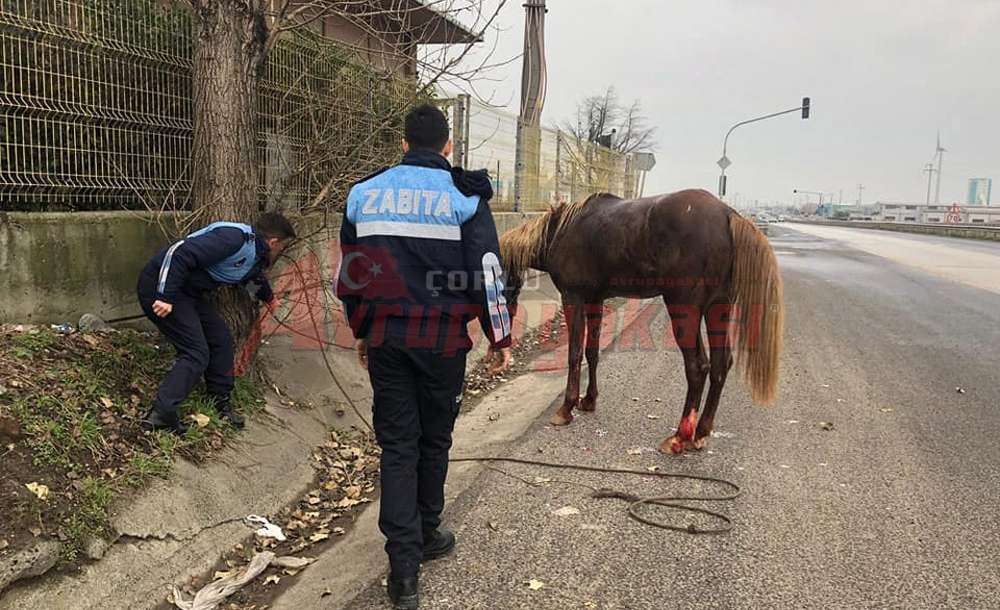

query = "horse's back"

[{"left": 553, "top": 189, "right": 736, "bottom": 298}]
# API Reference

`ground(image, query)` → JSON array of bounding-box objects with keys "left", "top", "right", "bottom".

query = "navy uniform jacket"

[
  {"left": 337, "top": 150, "right": 512, "bottom": 352},
  {"left": 139, "top": 224, "right": 274, "bottom": 304}
]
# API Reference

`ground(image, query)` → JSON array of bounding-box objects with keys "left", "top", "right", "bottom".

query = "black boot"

[
  {"left": 211, "top": 396, "right": 245, "bottom": 429},
  {"left": 141, "top": 409, "right": 189, "bottom": 435},
  {"left": 387, "top": 573, "right": 419, "bottom": 610},
  {"left": 422, "top": 528, "right": 456, "bottom": 562},
  {"left": 217, "top": 404, "right": 245, "bottom": 429}
]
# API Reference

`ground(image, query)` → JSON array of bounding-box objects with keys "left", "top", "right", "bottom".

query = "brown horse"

[{"left": 499, "top": 189, "right": 783, "bottom": 454}]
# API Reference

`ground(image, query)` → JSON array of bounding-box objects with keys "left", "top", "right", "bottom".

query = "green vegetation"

[{"left": 0, "top": 326, "right": 262, "bottom": 563}]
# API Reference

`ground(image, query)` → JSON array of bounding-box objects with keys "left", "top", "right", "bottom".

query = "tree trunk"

[{"left": 190, "top": 0, "right": 267, "bottom": 352}]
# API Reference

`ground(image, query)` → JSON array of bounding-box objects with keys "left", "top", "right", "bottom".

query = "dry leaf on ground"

[
  {"left": 189, "top": 413, "right": 211, "bottom": 428},
  {"left": 26, "top": 482, "right": 50, "bottom": 500}
]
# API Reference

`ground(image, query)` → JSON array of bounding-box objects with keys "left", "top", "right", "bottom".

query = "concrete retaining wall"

[
  {"left": 793, "top": 219, "right": 1000, "bottom": 242},
  {"left": 0, "top": 210, "right": 542, "bottom": 324}
]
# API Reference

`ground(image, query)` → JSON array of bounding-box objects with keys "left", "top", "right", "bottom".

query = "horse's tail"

[{"left": 728, "top": 215, "right": 784, "bottom": 404}]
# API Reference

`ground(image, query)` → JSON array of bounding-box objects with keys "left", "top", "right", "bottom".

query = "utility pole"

[
  {"left": 856, "top": 184, "right": 865, "bottom": 206},
  {"left": 923, "top": 163, "right": 936, "bottom": 205},
  {"left": 514, "top": 0, "right": 548, "bottom": 212}
]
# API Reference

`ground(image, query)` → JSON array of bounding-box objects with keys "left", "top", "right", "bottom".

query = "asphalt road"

[{"left": 344, "top": 225, "right": 1000, "bottom": 610}]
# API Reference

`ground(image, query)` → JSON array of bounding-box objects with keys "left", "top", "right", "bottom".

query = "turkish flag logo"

[{"left": 336, "top": 244, "right": 412, "bottom": 300}]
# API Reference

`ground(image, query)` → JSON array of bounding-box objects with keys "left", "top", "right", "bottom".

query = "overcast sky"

[{"left": 459, "top": 0, "right": 1000, "bottom": 206}]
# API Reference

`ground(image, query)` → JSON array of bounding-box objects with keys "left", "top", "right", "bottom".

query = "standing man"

[
  {"left": 137, "top": 212, "right": 296, "bottom": 434},
  {"left": 338, "top": 104, "right": 512, "bottom": 610}
]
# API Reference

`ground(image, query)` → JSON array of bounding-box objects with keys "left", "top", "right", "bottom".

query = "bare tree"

[
  {"left": 563, "top": 86, "right": 656, "bottom": 154},
  {"left": 181, "top": 0, "right": 509, "bottom": 347}
]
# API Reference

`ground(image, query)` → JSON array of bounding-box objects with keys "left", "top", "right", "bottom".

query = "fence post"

[
  {"left": 462, "top": 93, "right": 471, "bottom": 165},
  {"left": 555, "top": 130, "right": 562, "bottom": 204},
  {"left": 452, "top": 95, "right": 467, "bottom": 168},
  {"left": 514, "top": 118, "right": 523, "bottom": 212}
]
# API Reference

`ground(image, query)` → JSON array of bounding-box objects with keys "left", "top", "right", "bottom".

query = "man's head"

[
  {"left": 256, "top": 211, "right": 296, "bottom": 265},
  {"left": 402, "top": 104, "right": 452, "bottom": 158}
]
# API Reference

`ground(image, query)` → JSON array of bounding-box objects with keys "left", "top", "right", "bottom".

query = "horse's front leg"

[
  {"left": 579, "top": 303, "right": 604, "bottom": 412},
  {"left": 551, "top": 300, "right": 585, "bottom": 426}
]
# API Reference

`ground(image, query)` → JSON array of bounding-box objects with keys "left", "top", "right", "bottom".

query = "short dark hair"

[
  {"left": 256, "top": 211, "right": 296, "bottom": 241},
  {"left": 404, "top": 104, "right": 450, "bottom": 152}
]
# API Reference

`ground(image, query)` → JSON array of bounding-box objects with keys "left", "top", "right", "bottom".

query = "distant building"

[
  {"left": 967, "top": 178, "right": 993, "bottom": 206},
  {"left": 877, "top": 202, "right": 1000, "bottom": 224}
]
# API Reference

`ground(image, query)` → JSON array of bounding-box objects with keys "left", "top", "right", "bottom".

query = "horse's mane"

[{"left": 500, "top": 192, "right": 612, "bottom": 274}]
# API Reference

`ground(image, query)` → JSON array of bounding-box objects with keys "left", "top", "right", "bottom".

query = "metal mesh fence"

[
  {"left": 464, "top": 100, "right": 519, "bottom": 209},
  {"left": 456, "top": 97, "right": 640, "bottom": 211},
  {"left": 0, "top": 0, "right": 415, "bottom": 211}
]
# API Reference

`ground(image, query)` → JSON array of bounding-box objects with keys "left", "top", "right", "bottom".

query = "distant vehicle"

[{"left": 777, "top": 215, "right": 786, "bottom": 222}]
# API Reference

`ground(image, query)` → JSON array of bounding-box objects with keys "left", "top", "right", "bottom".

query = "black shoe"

[
  {"left": 387, "top": 574, "right": 418, "bottom": 610},
  {"left": 422, "top": 528, "right": 456, "bottom": 562},
  {"left": 141, "top": 410, "right": 189, "bottom": 435},
  {"left": 218, "top": 406, "right": 245, "bottom": 429}
]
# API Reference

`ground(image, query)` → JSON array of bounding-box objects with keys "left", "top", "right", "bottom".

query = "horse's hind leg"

[
  {"left": 695, "top": 302, "right": 736, "bottom": 449},
  {"left": 579, "top": 303, "right": 604, "bottom": 412},
  {"left": 659, "top": 304, "right": 709, "bottom": 455},
  {"left": 551, "top": 299, "right": 585, "bottom": 426}
]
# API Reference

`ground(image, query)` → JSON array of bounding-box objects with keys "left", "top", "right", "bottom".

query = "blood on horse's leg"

[
  {"left": 552, "top": 300, "right": 585, "bottom": 426},
  {"left": 659, "top": 304, "right": 709, "bottom": 454},
  {"left": 579, "top": 303, "right": 604, "bottom": 413}
]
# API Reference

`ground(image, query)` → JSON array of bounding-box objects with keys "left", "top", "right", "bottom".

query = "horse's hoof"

[
  {"left": 550, "top": 410, "right": 574, "bottom": 426},
  {"left": 578, "top": 396, "right": 597, "bottom": 412},
  {"left": 689, "top": 436, "right": 708, "bottom": 451},
  {"left": 659, "top": 435, "right": 685, "bottom": 455}
]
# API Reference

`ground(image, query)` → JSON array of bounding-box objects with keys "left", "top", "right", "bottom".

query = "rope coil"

[{"left": 450, "top": 456, "right": 740, "bottom": 535}]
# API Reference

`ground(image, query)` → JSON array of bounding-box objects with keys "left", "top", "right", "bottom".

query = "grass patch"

[
  {"left": 7, "top": 329, "right": 57, "bottom": 359},
  {"left": 0, "top": 325, "right": 264, "bottom": 567}
]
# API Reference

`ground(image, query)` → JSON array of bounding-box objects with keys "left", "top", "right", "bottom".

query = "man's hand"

[
  {"left": 355, "top": 338, "right": 368, "bottom": 370},
  {"left": 486, "top": 346, "right": 512, "bottom": 376},
  {"left": 152, "top": 300, "right": 173, "bottom": 318}
]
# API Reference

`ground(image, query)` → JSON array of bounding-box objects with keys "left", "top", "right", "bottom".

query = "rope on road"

[{"left": 449, "top": 456, "right": 741, "bottom": 535}]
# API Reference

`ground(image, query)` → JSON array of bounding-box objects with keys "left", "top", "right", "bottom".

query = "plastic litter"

[
  {"left": 245, "top": 515, "right": 286, "bottom": 541},
  {"left": 169, "top": 552, "right": 313, "bottom": 610}
]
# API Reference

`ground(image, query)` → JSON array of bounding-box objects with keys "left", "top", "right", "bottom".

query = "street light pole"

[{"left": 718, "top": 97, "right": 811, "bottom": 197}]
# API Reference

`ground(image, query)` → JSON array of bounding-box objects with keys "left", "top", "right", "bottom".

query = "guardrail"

[{"left": 788, "top": 219, "right": 1000, "bottom": 242}]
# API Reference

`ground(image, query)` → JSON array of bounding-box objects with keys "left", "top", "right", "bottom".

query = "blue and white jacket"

[
  {"left": 140, "top": 222, "right": 273, "bottom": 303},
  {"left": 337, "top": 150, "right": 512, "bottom": 351}
]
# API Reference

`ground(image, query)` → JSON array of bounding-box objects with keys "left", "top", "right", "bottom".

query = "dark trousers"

[
  {"left": 137, "top": 274, "right": 234, "bottom": 417},
  {"left": 368, "top": 339, "right": 466, "bottom": 578}
]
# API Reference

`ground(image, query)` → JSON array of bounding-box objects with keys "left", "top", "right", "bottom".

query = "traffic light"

[{"left": 801, "top": 97, "right": 810, "bottom": 119}]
